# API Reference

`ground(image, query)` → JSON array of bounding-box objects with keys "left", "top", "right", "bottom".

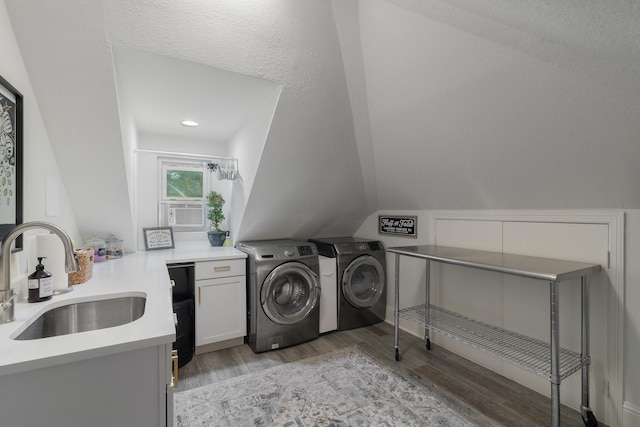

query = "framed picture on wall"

[{"left": 0, "top": 74, "right": 23, "bottom": 250}]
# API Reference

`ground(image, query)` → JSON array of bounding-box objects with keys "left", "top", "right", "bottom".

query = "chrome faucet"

[{"left": 0, "top": 221, "right": 80, "bottom": 324}]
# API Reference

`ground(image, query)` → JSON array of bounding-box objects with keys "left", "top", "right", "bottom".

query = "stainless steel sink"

[{"left": 14, "top": 296, "right": 146, "bottom": 340}]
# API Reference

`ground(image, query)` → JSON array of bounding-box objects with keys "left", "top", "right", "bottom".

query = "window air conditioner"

[{"left": 161, "top": 202, "right": 206, "bottom": 229}]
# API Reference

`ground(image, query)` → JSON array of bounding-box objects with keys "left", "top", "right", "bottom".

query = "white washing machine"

[
  {"left": 309, "top": 237, "right": 386, "bottom": 331},
  {"left": 237, "top": 239, "right": 321, "bottom": 353}
]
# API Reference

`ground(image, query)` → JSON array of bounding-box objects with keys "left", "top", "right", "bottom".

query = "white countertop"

[{"left": 0, "top": 243, "right": 247, "bottom": 377}]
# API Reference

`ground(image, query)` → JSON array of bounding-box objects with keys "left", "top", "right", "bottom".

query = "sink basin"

[{"left": 14, "top": 296, "right": 146, "bottom": 340}]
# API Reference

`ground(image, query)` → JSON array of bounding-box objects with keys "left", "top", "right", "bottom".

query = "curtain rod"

[{"left": 134, "top": 148, "right": 236, "bottom": 161}]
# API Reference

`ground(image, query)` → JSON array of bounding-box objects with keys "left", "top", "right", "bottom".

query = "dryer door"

[
  {"left": 342, "top": 255, "right": 385, "bottom": 308},
  {"left": 261, "top": 262, "right": 320, "bottom": 325}
]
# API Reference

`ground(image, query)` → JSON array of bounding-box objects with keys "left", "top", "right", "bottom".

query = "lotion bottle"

[{"left": 28, "top": 257, "right": 53, "bottom": 303}]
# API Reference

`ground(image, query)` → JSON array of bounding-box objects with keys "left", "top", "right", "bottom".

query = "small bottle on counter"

[{"left": 28, "top": 257, "right": 53, "bottom": 303}]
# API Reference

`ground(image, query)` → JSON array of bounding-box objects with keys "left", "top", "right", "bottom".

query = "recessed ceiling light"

[{"left": 181, "top": 120, "right": 199, "bottom": 127}]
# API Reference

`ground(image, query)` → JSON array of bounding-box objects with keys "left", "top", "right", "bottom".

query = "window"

[
  {"left": 159, "top": 160, "right": 208, "bottom": 231},
  {"left": 162, "top": 163, "right": 205, "bottom": 200}
]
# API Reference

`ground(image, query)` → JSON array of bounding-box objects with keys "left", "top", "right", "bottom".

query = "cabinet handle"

[
  {"left": 214, "top": 265, "right": 231, "bottom": 272},
  {"left": 171, "top": 350, "right": 179, "bottom": 388},
  {"left": 198, "top": 287, "right": 201, "bottom": 305},
  {"left": 170, "top": 279, "right": 175, "bottom": 288}
]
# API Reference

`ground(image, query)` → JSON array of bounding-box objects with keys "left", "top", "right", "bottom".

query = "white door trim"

[{"left": 427, "top": 209, "right": 624, "bottom": 427}]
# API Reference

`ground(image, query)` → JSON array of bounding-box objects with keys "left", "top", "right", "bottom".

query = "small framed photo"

[{"left": 143, "top": 227, "right": 175, "bottom": 250}]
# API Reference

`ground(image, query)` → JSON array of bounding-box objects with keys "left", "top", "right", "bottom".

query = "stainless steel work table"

[{"left": 387, "top": 245, "right": 602, "bottom": 427}]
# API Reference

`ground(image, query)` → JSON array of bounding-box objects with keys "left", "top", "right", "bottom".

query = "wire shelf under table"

[{"left": 398, "top": 304, "right": 586, "bottom": 381}]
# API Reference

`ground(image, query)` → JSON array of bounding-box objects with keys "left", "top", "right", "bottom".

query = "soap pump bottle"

[{"left": 28, "top": 257, "right": 53, "bottom": 303}]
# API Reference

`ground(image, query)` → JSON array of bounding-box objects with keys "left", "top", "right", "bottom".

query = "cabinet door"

[{"left": 195, "top": 275, "right": 246, "bottom": 346}]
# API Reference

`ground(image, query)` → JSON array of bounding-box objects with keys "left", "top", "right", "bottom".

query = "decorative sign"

[
  {"left": 378, "top": 215, "right": 417, "bottom": 238},
  {"left": 143, "top": 227, "right": 175, "bottom": 250}
]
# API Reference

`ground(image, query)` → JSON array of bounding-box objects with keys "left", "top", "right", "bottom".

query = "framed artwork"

[
  {"left": 143, "top": 227, "right": 175, "bottom": 250},
  {"left": 0, "top": 74, "right": 23, "bottom": 250}
]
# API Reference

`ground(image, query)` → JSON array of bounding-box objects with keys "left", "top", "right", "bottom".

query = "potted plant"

[{"left": 206, "top": 191, "right": 227, "bottom": 246}]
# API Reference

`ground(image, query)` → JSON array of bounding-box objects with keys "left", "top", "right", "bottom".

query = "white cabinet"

[
  {"left": 194, "top": 257, "right": 246, "bottom": 354},
  {"left": 0, "top": 344, "right": 173, "bottom": 427}
]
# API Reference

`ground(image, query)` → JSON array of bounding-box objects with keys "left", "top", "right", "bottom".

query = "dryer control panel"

[{"left": 334, "top": 241, "right": 383, "bottom": 255}]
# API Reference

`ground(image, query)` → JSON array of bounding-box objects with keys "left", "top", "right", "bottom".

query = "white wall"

[
  {"left": 134, "top": 133, "right": 232, "bottom": 250},
  {"left": 0, "top": 1, "right": 79, "bottom": 297},
  {"left": 5, "top": 0, "right": 136, "bottom": 248},
  {"left": 623, "top": 210, "right": 640, "bottom": 426},
  {"left": 228, "top": 84, "right": 282, "bottom": 243},
  {"left": 113, "top": 63, "right": 139, "bottom": 250}
]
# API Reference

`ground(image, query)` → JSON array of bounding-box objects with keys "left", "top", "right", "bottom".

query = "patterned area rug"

[{"left": 174, "top": 346, "right": 476, "bottom": 426}]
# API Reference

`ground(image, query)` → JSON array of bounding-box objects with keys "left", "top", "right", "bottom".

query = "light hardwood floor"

[{"left": 176, "top": 322, "right": 596, "bottom": 426}]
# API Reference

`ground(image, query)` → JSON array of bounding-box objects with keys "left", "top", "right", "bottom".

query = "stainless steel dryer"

[
  {"left": 237, "top": 239, "right": 321, "bottom": 353},
  {"left": 309, "top": 237, "right": 386, "bottom": 331}
]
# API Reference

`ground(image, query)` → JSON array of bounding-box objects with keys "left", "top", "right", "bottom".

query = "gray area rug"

[{"left": 174, "top": 345, "right": 476, "bottom": 426}]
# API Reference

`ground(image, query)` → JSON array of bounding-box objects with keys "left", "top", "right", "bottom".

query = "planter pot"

[{"left": 207, "top": 231, "right": 227, "bottom": 247}]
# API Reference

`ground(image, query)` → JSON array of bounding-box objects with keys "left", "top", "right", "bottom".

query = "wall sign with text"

[
  {"left": 378, "top": 215, "right": 417, "bottom": 238},
  {"left": 143, "top": 227, "right": 175, "bottom": 250}
]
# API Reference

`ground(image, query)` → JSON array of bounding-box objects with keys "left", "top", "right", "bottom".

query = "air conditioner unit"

[{"left": 161, "top": 202, "right": 206, "bottom": 229}]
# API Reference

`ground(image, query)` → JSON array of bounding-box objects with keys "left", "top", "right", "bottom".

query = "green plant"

[{"left": 207, "top": 191, "right": 225, "bottom": 231}]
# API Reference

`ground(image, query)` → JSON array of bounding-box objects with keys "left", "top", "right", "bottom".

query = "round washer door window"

[
  {"left": 261, "top": 262, "right": 320, "bottom": 325},
  {"left": 342, "top": 255, "right": 385, "bottom": 309}
]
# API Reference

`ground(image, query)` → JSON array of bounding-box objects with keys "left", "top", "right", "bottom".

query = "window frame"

[{"left": 158, "top": 158, "right": 210, "bottom": 232}]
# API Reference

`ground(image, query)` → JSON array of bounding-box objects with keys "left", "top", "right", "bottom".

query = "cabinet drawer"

[{"left": 195, "top": 258, "right": 245, "bottom": 280}]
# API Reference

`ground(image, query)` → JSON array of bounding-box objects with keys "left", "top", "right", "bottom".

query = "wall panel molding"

[{"left": 427, "top": 209, "right": 624, "bottom": 427}]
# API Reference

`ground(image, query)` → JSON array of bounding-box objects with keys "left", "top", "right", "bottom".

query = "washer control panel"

[{"left": 278, "top": 244, "right": 316, "bottom": 259}]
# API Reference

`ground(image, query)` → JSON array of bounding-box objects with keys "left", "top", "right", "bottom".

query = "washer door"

[
  {"left": 261, "top": 262, "right": 320, "bottom": 325},
  {"left": 342, "top": 255, "right": 385, "bottom": 309}
]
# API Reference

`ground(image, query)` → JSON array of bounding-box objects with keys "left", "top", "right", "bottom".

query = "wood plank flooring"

[{"left": 176, "top": 322, "right": 596, "bottom": 426}]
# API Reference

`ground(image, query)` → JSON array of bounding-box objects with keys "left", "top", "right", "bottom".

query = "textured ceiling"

[
  {"left": 392, "top": 0, "right": 640, "bottom": 73},
  {"left": 437, "top": 0, "right": 640, "bottom": 71}
]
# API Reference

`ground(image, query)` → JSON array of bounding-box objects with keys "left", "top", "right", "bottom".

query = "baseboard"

[
  {"left": 623, "top": 402, "right": 640, "bottom": 426},
  {"left": 195, "top": 336, "right": 244, "bottom": 355}
]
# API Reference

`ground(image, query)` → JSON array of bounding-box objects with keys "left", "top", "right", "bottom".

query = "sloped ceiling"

[
  {"left": 5, "top": 0, "right": 134, "bottom": 245},
  {"left": 351, "top": 0, "right": 640, "bottom": 209},
  {"left": 6, "top": 0, "right": 369, "bottom": 244},
  {"left": 112, "top": 45, "right": 280, "bottom": 142},
  {"left": 5, "top": 0, "right": 640, "bottom": 247}
]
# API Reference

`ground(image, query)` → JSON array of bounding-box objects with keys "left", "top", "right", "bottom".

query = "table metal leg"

[
  {"left": 425, "top": 260, "right": 431, "bottom": 350},
  {"left": 394, "top": 253, "right": 400, "bottom": 361},
  {"left": 580, "top": 275, "right": 598, "bottom": 426},
  {"left": 550, "top": 281, "right": 561, "bottom": 427}
]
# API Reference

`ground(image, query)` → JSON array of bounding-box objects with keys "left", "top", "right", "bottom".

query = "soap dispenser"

[{"left": 28, "top": 257, "right": 53, "bottom": 303}]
